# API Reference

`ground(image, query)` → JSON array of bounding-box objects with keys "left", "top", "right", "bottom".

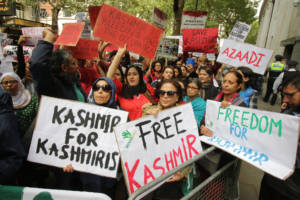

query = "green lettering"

[
  {"left": 217, "top": 106, "right": 224, "bottom": 120},
  {"left": 259, "top": 116, "right": 269, "bottom": 133},
  {"left": 224, "top": 108, "right": 232, "bottom": 123},
  {"left": 241, "top": 111, "right": 250, "bottom": 127},
  {"left": 269, "top": 118, "right": 282, "bottom": 137},
  {"left": 250, "top": 113, "right": 259, "bottom": 130},
  {"left": 232, "top": 109, "right": 240, "bottom": 124}
]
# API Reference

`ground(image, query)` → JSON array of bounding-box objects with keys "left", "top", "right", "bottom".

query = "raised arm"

[{"left": 106, "top": 44, "right": 127, "bottom": 79}]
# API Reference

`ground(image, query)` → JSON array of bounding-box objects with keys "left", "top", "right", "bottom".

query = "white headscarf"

[{"left": 0, "top": 72, "right": 31, "bottom": 109}]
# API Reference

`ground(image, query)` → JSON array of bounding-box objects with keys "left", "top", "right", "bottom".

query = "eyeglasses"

[
  {"left": 0, "top": 80, "right": 18, "bottom": 85},
  {"left": 158, "top": 90, "right": 177, "bottom": 97},
  {"left": 93, "top": 84, "right": 112, "bottom": 92},
  {"left": 187, "top": 86, "right": 199, "bottom": 90},
  {"left": 283, "top": 91, "right": 298, "bottom": 98}
]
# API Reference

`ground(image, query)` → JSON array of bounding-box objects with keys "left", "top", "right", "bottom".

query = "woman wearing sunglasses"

[
  {"left": 64, "top": 76, "right": 118, "bottom": 198},
  {"left": 143, "top": 79, "right": 193, "bottom": 197}
]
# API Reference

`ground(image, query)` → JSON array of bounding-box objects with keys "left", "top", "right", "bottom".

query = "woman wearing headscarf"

[
  {"left": 0, "top": 72, "right": 38, "bottom": 137},
  {"left": 63, "top": 76, "right": 119, "bottom": 199}
]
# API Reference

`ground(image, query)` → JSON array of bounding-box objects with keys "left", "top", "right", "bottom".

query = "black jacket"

[
  {"left": 0, "top": 88, "right": 25, "bottom": 184},
  {"left": 30, "top": 40, "right": 86, "bottom": 101}
]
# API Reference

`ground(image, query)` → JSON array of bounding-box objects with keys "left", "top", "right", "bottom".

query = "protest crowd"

[{"left": 0, "top": 4, "right": 299, "bottom": 200}]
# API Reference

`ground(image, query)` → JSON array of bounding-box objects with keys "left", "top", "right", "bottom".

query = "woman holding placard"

[
  {"left": 63, "top": 76, "right": 118, "bottom": 198},
  {"left": 143, "top": 79, "right": 193, "bottom": 197},
  {"left": 106, "top": 45, "right": 157, "bottom": 121}
]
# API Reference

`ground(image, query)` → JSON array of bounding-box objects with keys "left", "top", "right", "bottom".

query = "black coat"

[
  {"left": 0, "top": 88, "right": 25, "bottom": 184},
  {"left": 30, "top": 40, "right": 86, "bottom": 101}
]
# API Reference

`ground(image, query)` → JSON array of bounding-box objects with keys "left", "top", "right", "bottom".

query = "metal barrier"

[{"left": 128, "top": 146, "right": 241, "bottom": 200}]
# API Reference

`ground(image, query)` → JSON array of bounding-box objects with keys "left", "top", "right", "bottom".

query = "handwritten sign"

[
  {"left": 181, "top": 11, "right": 207, "bottom": 30},
  {"left": 2, "top": 45, "right": 33, "bottom": 62},
  {"left": 228, "top": 21, "right": 251, "bottom": 42},
  {"left": 55, "top": 23, "right": 85, "bottom": 47},
  {"left": 182, "top": 28, "right": 218, "bottom": 53},
  {"left": 22, "top": 27, "right": 45, "bottom": 46},
  {"left": 201, "top": 100, "right": 299, "bottom": 180},
  {"left": 93, "top": 4, "right": 164, "bottom": 59},
  {"left": 114, "top": 103, "right": 202, "bottom": 194},
  {"left": 216, "top": 39, "right": 273, "bottom": 75},
  {"left": 28, "top": 96, "right": 128, "bottom": 178},
  {"left": 64, "top": 38, "right": 99, "bottom": 60},
  {"left": 152, "top": 7, "right": 167, "bottom": 30}
]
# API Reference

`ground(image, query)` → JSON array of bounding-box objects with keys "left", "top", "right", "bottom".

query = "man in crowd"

[
  {"left": 263, "top": 54, "right": 285, "bottom": 104},
  {"left": 260, "top": 75, "right": 300, "bottom": 200},
  {"left": 272, "top": 60, "right": 298, "bottom": 105}
]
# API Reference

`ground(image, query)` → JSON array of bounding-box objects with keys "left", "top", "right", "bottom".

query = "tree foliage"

[
  {"left": 245, "top": 20, "right": 259, "bottom": 44},
  {"left": 23, "top": 0, "right": 259, "bottom": 37}
]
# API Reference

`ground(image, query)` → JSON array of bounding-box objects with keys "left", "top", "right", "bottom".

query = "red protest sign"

[
  {"left": 93, "top": 4, "right": 164, "bottom": 59},
  {"left": 182, "top": 28, "right": 218, "bottom": 53},
  {"left": 55, "top": 22, "right": 85, "bottom": 46},
  {"left": 88, "top": 6, "right": 101, "bottom": 29},
  {"left": 65, "top": 38, "right": 100, "bottom": 60}
]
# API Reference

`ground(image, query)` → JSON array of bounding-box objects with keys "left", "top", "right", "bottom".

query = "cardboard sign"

[
  {"left": 93, "top": 4, "right": 164, "bottom": 59},
  {"left": 22, "top": 27, "right": 45, "bottom": 46},
  {"left": 28, "top": 96, "right": 128, "bottom": 178},
  {"left": 216, "top": 39, "right": 273, "bottom": 75},
  {"left": 152, "top": 7, "right": 167, "bottom": 30},
  {"left": 228, "top": 21, "right": 251, "bottom": 42},
  {"left": 182, "top": 28, "right": 218, "bottom": 53},
  {"left": 114, "top": 103, "right": 202, "bottom": 194},
  {"left": 181, "top": 11, "right": 207, "bottom": 30},
  {"left": 55, "top": 23, "right": 85, "bottom": 47},
  {"left": 64, "top": 38, "right": 100, "bottom": 60},
  {"left": 0, "top": 186, "right": 111, "bottom": 200},
  {"left": 88, "top": 6, "right": 101, "bottom": 29},
  {"left": 201, "top": 100, "right": 299, "bottom": 180}
]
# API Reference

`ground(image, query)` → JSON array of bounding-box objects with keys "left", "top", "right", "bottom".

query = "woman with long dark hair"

[{"left": 197, "top": 66, "right": 218, "bottom": 100}]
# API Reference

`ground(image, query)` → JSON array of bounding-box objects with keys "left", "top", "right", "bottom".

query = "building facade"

[{"left": 256, "top": 0, "right": 300, "bottom": 69}]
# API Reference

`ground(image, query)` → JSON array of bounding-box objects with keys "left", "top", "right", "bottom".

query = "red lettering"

[
  {"left": 144, "top": 164, "right": 155, "bottom": 184},
  {"left": 164, "top": 151, "right": 174, "bottom": 171},
  {"left": 153, "top": 157, "right": 165, "bottom": 176},
  {"left": 186, "top": 134, "right": 199, "bottom": 158},
  {"left": 173, "top": 147, "right": 184, "bottom": 167},
  {"left": 241, "top": 51, "right": 249, "bottom": 63},
  {"left": 125, "top": 160, "right": 141, "bottom": 193},
  {"left": 228, "top": 48, "right": 237, "bottom": 59},
  {"left": 181, "top": 138, "right": 188, "bottom": 161},
  {"left": 221, "top": 48, "right": 229, "bottom": 56},
  {"left": 254, "top": 53, "right": 265, "bottom": 67},
  {"left": 249, "top": 51, "right": 257, "bottom": 64},
  {"left": 234, "top": 51, "right": 243, "bottom": 61}
]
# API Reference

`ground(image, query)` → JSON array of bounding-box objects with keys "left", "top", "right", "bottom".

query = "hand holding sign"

[{"left": 42, "top": 28, "right": 57, "bottom": 44}]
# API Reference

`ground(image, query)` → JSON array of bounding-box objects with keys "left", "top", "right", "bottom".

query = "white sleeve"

[{"left": 273, "top": 72, "right": 284, "bottom": 93}]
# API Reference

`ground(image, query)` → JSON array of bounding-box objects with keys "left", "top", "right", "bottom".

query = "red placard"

[
  {"left": 182, "top": 28, "right": 218, "bottom": 53},
  {"left": 65, "top": 38, "right": 100, "bottom": 60},
  {"left": 88, "top": 6, "right": 101, "bottom": 29},
  {"left": 55, "top": 22, "right": 85, "bottom": 47},
  {"left": 93, "top": 4, "right": 164, "bottom": 59}
]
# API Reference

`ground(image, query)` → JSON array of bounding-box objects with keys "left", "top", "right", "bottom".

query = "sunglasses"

[
  {"left": 93, "top": 84, "right": 112, "bottom": 92},
  {"left": 0, "top": 80, "right": 18, "bottom": 85},
  {"left": 158, "top": 90, "right": 177, "bottom": 97}
]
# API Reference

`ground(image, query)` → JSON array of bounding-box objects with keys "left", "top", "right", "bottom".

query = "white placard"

[
  {"left": 114, "top": 103, "right": 202, "bottom": 194},
  {"left": 2, "top": 45, "right": 34, "bottom": 62},
  {"left": 216, "top": 39, "right": 273, "bottom": 75},
  {"left": 181, "top": 11, "right": 207, "bottom": 30},
  {"left": 22, "top": 27, "right": 45, "bottom": 46},
  {"left": 28, "top": 96, "right": 128, "bottom": 178},
  {"left": 201, "top": 100, "right": 299, "bottom": 180},
  {"left": 207, "top": 53, "right": 216, "bottom": 61},
  {"left": 152, "top": 7, "right": 167, "bottom": 30},
  {"left": 0, "top": 57, "right": 14, "bottom": 74},
  {"left": 228, "top": 21, "right": 251, "bottom": 42}
]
